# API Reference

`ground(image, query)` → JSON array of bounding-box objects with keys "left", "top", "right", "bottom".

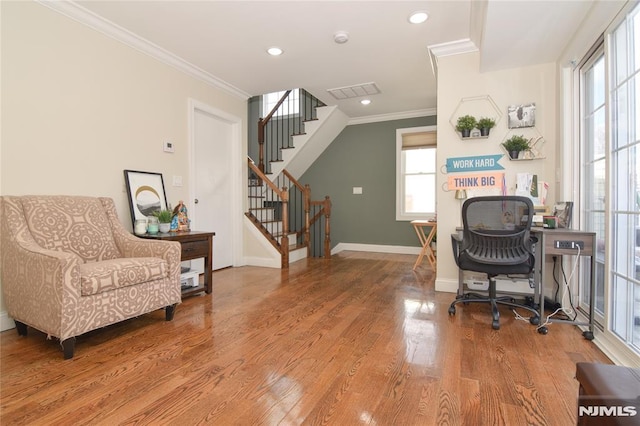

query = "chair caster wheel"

[
  {"left": 448, "top": 306, "right": 456, "bottom": 315},
  {"left": 530, "top": 316, "right": 540, "bottom": 325},
  {"left": 492, "top": 321, "right": 500, "bottom": 330},
  {"left": 538, "top": 326, "right": 548, "bottom": 335},
  {"left": 583, "top": 331, "right": 594, "bottom": 340}
]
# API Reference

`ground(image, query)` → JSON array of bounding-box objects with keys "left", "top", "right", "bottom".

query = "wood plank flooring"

[{"left": 0, "top": 251, "right": 611, "bottom": 425}]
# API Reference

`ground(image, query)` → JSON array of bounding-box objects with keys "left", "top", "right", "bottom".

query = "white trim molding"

[
  {"left": 1, "top": 311, "right": 15, "bottom": 332},
  {"left": 331, "top": 242, "right": 421, "bottom": 256},
  {"left": 36, "top": 0, "right": 250, "bottom": 100},
  {"left": 347, "top": 108, "right": 437, "bottom": 126}
]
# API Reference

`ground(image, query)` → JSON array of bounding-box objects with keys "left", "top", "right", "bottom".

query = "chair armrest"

[
  {"left": 110, "top": 222, "right": 181, "bottom": 276},
  {"left": 1, "top": 228, "right": 82, "bottom": 339},
  {"left": 451, "top": 233, "right": 463, "bottom": 266},
  {"left": 99, "top": 198, "right": 181, "bottom": 280}
]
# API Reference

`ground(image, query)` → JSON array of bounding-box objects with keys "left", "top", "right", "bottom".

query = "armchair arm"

[
  {"left": 1, "top": 217, "right": 82, "bottom": 340},
  {"left": 99, "top": 198, "right": 181, "bottom": 280}
]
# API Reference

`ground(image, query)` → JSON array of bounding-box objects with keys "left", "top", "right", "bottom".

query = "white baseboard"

[
  {"left": 435, "top": 277, "right": 458, "bottom": 293},
  {"left": 242, "top": 256, "right": 281, "bottom": 268},
  {"left": 331, "top": 242, "right": 421, "bottom": 255},
  {"left": 1, "top": 311, "right": 15, "bottom": 331}
]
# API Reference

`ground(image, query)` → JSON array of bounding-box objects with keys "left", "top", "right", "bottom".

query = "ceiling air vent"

[{"left": 327, "top": 82, "right": 380, "bottom": 100}]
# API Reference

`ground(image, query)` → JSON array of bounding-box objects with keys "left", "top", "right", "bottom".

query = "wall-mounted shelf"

[
  {"left": 500, "top": 144, "right": 546, "bottom": 161},
  {"left": 501, "top": 127, "right": 546, "bottom": 160},
  {"left": 449, "top": 95, "right": 502, "bottom": 140}
]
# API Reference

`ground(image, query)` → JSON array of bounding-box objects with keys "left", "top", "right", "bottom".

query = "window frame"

[
  {"left": 395, "top": 125, "right": 437, "bottom": 221},
  {"left": 262, "top": 88, "right": 300, "bottom": 119}
]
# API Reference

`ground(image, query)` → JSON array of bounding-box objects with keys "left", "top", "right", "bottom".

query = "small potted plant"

[
  {"left": 455, "top": 115, "right": 477, "bottom": 138},
  {"left": 502, "top": 135, "right": 530, "bottom": 159},
  {"left": 154, "top": 209, "right": 174, "bottom": 233},
  {"left": 477, "top": 117, "right": 496, "bottom": 137}
]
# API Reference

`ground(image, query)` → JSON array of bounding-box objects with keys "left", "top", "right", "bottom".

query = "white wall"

[
  {"left": 434, "top": 52, "right": 557, "bottom": 292},
  {"left": 0, "top": 2, "right": 248, "bottom": 328}
]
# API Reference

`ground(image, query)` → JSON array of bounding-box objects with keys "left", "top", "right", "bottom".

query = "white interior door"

[{"left": 193, "top": 108, "right": 234, "bottom": 270}]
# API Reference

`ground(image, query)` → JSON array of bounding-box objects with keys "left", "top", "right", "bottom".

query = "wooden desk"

[
  {"left": 138, "top": 231, "right": 214, "bottom": 297},
  {"left": 531, "top": 228, "right": 596, "bottom": 339},
  {"left": 411, "top": 220, "right": 437, "bottom": 270}
]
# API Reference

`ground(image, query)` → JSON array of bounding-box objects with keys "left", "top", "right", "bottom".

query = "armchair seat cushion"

[{"left": 79, "top": 257, "right": 168, "bottom": 296}]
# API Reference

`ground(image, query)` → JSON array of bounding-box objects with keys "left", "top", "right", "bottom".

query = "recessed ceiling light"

[
  {"left": 267, "top": 47, "right": 283, "bottom": 56},
  {"left": 360, "top": 99, "right": 371, "bottom": 105},
  {"left": 408, "top": 11, "right": 428, "bottom": 24}
]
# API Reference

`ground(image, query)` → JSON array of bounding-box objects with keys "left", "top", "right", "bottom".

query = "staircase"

[
  {"left": 267, "top": 105, "right": 349, "bottom": 179},
  {"left": 247, "top": 89, "right": 345, "bottom": 268}
]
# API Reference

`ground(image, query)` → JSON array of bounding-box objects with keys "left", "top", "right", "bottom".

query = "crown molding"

[
  {"left": 36, "top": 0, "right": 250, "bottom": 100},
  {"left": 427, "top": 38, "right": 478, "bottom": 59},
  {"left": 347, "top": 108, "right": 437, "bottom": 126}
]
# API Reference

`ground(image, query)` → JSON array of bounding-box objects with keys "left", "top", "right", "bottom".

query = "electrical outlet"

[{"left": 554, "top": 240, "right": 585, "bottom": 249}]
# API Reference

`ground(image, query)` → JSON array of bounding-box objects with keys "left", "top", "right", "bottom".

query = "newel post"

[
  {"left": 324, "top": 196, "right": 331, "bottom": 259},
  {"left": 304, "top": 184, "right": 311, "bottom": 257},
  {"left": 281, "top": 188, "right": 289, "bottom": 268}
]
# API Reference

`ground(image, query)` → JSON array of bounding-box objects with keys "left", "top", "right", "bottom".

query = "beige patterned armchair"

[{"left": 0, "top": 195, "right": 182, "bottom": 359}]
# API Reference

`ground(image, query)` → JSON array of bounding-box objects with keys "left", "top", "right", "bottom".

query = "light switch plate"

[
  {"left": 163, "top": 141, "right": 175, "bottom": 153},
  {"left": 353, "top": 187, "right": 363, "bottom": 195},
  {"left": 172, "top": 175, "right": 183, "bottom": 187}
]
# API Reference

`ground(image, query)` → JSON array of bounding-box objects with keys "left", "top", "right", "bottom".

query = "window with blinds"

[{"left": 396, "top": 127, "right": 437, "bottom": 220}]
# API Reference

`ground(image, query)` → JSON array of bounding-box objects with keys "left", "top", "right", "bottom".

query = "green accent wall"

[{"left": 300, "top": 116, "right": 436, "bottom": 249}]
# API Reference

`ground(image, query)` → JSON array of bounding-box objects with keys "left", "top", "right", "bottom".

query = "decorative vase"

[{"left": 159, "top": 222, "right": 171, "bottom": 233}]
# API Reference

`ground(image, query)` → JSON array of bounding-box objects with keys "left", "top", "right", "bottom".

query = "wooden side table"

[
  {"left": 411, "top": 220, "right": 437, "bottom": 270},
  {"left": 138, "top": 231, "right": 214, "bottom": 297}
]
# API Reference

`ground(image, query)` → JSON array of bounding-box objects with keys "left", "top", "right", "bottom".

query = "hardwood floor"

[{"left": 0, "top": 251, "right": 610, "bottom": 425}]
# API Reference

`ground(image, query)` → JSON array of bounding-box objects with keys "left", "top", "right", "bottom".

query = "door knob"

[{"left": 194, "top": 199, "right": 199, "bottom": 204}]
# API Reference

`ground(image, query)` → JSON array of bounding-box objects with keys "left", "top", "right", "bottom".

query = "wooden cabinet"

[{"left": 138, "top": 231, "right": 214, "bottom": 297}]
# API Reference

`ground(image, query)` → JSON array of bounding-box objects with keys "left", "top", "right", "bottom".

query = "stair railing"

[
  {"left": 309, "top": 195, "right": 332, "bottom": 259},
  {"left": 257, "top": 89, "right": 325, "bottom": 175},
  {"left": 247, "top": 157, "right": 331, "bottom": 266},
  {"left": 247, "top": 158, "right": 289, "bottom": 268}
]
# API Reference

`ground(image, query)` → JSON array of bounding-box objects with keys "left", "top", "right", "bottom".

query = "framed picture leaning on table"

[{"left": 123, "top": 169, "right": 168, "bottom": 228}]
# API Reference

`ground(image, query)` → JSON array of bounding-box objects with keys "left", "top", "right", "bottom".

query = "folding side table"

[{"left": 411, "top": 220, "right": 437, "bottom": 270}]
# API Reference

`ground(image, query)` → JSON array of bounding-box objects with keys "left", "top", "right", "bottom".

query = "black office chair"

[{"left": 448, "top": 196, "right": 541, "bottom": 330}]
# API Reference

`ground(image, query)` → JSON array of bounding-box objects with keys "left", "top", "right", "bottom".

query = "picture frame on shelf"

[
  {"left": 507, "top": 103, "right": 536, "bottom": 129},
  {"left": 123, "top": 169, "right": 168, "bottom": 229},
  {"left": 553, "top": 201, "right": 574, "bottom": 229}
]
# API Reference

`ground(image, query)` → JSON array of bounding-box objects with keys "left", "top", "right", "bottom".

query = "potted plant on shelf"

[
  {"left": 154, "top": 209, "right": 174, "bottom": 233},
  {"left": 477, "top": 117, "right": 496, "bottom": 137},
  {"left": 502, "top": 135, "right": 530, "bottom": 159},
  {"left": 455, "top": 115, "right": 477, "bottom": 138}
]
